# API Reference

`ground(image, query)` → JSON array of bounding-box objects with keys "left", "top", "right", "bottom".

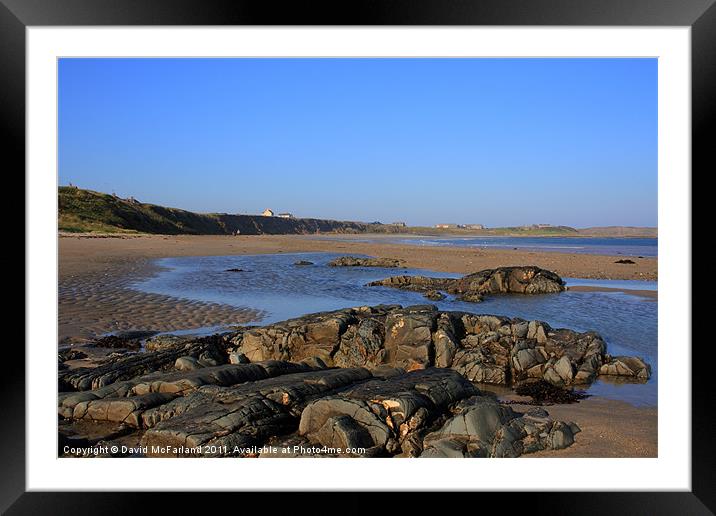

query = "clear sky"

[{"left": 59, "top": 58, "right": 657, "bottom": 228}]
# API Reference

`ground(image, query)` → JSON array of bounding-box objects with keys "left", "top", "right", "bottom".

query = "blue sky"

[{"left": 59, "top": 58, "right": 657, "bottom": 227}]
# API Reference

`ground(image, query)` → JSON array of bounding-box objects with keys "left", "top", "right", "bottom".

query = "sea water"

[{"left": 312, "top": 236, "right": 658, "bottom": 257}]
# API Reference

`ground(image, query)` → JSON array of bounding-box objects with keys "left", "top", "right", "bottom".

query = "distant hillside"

[
  {"left": 577, "top": 226, "right": 658, "bottom": 238},
  {"left": 58, "top": 187, "right": 376, "bottom": 235},
  {"left": 374, "top": 225, "right": 580, "bottom": 237}
]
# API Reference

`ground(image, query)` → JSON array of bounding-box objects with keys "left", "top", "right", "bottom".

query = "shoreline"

[{"left": 60, "top": 233, "right": 657, "bottom": 280}]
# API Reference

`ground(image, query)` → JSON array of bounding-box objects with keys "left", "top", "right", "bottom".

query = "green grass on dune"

[{"left": 58, "top": 186, "right": 225, "bottom": 234}]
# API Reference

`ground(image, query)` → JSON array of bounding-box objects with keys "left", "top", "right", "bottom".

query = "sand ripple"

[{"left": 59, "top": 258, "right": 263, "bottom": 342}]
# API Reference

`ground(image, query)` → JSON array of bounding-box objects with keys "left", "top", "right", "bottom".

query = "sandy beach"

[
  {"left": 60, "top": 233, "right": 657, "bottom": 279},
  {"left": 58, "top": 233, "right": 657, "bottom": 458}
]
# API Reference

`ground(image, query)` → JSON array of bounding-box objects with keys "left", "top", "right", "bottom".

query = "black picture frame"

[{"left": 5, "top": 0, "right": 710, "bottom": 513}]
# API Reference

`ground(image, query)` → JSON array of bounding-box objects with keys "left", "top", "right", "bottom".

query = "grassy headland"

[
  {"left": 59, "top": 186, "right": 656, "bottom": 238},
  {"left": 58, "top": 187, "right": 375, "bottom": 235}
]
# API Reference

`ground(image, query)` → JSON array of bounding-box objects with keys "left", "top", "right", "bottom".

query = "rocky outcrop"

[
  {"left": 368, "top": 266, "right": 566, "bottom": 302},
  {"left": 229, "top": 305, "right": 649, "bottom": 387},
  {"left": 60, "top": 305, "right": 649, "bottom": 393},
  {"left": 328, "top": 256, "right": 406, "bottom": 268},
  {"left": 57, "top": 304, "right": 650, "bottom": 458},
  {"left": 59, "top": 360, "right": 579, "bottom": 458}
]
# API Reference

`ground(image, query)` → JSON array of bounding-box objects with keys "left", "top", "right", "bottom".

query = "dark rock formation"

[
  {"left": 328, "top": 256, "right": 406, "bottom": 268},
  {"left": 59, "top": 334, "right": 231, "bottom": 391},
  {"left": 614, "top": 259, "right": 636, "bottom": 264},
  {"left": 298, "top": 368, "right": 478, "bottom": 457},
  {"left": 455, "top": 266, "right": 566, "bottom": 295},
  {"left": 59, "top": 360, "right": 579, "bottom": 458},
  {"left": 368, "top": 266, "right": 565, "bottom": 302},
  {"left": 225, "top": 268, "right": 245, "bottom": 272},
  {"left": 230, "top": 305, "right": 649, "bottom": 387},
  {"left": 57, "top": 304, "right": 650, "bottom": 458},
  {"left": 141, "top": 366, "right": 371, "bottom": 456},
  {"left": 294, "top": 260, "right": 314, "bottom": 266}
]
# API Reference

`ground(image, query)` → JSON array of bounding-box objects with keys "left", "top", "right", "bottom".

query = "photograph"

[{"left": 56, "top": 56, "right": 659, "bottom": 460}]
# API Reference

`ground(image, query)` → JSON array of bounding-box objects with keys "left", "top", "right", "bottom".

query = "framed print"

[{"left": 5, "top": 0, "right": 712, "bottom": 513}]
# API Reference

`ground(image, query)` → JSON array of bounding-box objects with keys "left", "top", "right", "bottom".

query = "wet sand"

[
  {"left": 58, "top": 233, "right": 658, "bottom": 458},
  {"left": 509, "top": 398, "right": 657, "bottom": 458},
  {"left": 58, "top": 247, "right": 264, "bottom": 343}
]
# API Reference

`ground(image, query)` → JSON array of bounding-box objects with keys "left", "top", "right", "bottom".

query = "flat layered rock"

[
  {"left": 368, "top": 266, "right": 565, "bottom": 302},
  {"left": 328, "top": 256, "right": 406, "bottom": 268},
  {"left": 140, "top": 367, "right": 373, "bottom": 456},
  {"left": 59, "top": 334, "right": 231, "bottom": 391},
  {"left": 58, "top": 361, "right": 317, "bottom": 421}
]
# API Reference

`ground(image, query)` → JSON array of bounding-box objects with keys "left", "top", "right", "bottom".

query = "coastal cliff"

[{"left": 58, "top": 186, "right": 379, "bottom": 235}]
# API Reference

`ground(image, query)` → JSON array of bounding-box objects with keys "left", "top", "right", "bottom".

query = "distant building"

[
  {"left": 466, "top": 224, "right": 486, "bottom": 230},
  {"left": 390, "top": 222, "right": 406, "bottom": 227},
  {"left": 435, "top": 224, "right": 457, "bottom": 229},
  {"left": 262, "top": 209, "right": 274, "bottom": 217},
  {"left": 278, "top": 213, "right": 294, "bottom": 219}
]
